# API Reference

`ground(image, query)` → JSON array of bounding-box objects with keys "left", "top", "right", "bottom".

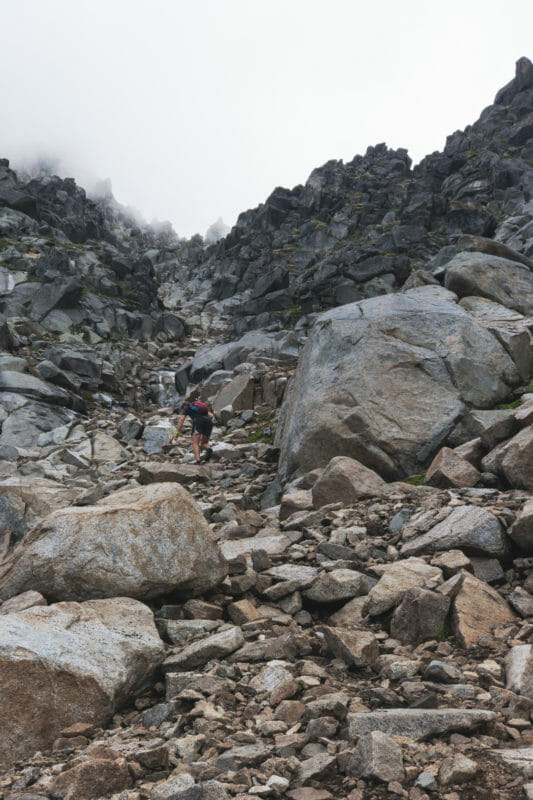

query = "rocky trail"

[{"left": 1, "top": 59, "right": 533, "bottom": 800}]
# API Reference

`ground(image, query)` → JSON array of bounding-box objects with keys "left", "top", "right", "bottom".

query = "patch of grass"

[
  {"left": 436, "top": 620, "right": 453, "bottom": 642},
  {"left": 496, "top": 398, "right": 521, "bottom": 410},
  {"left": 404, "top": 471, "right": 426, "bottom": 486},
  {"left": 245, "top": 410, "right": 277, "bottom": 444}
]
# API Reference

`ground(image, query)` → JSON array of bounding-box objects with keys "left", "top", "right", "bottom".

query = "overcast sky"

[{"left": 2, "top": 1, "right": 533, "bottom": 238}]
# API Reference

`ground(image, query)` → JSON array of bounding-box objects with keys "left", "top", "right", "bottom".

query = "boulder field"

[{"left": 1, "top": 57, "right": 533, "bottom": 800}]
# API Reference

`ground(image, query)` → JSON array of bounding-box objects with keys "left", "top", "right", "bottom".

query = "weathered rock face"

[
  {"left": 276, "top": 288, "right": 519, "bottom": 482},
  {"left": 0, "top": 483, "right": 228, "bottom": 602},
  {"left": 0, "top": 597, "right": 165, "bottom": 767}
]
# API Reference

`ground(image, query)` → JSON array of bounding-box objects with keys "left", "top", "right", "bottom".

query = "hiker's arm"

[{"left": 175, "top": 414, "right": 186, "bottom": 436}]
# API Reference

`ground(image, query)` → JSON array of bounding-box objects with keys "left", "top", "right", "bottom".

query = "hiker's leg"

[
  {"left": 191, "top": 433, "right": 201, "bottom": 461},
  {"left": 199, "top": 434, "right": 209, "bottom": 451}
]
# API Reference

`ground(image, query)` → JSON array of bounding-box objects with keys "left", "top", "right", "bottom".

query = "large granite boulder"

[
  {"left": 276, "top": 288, "right": 519, "bottom": 482},
  {"left": 0, "top": 483, "right": 228, "bottom": 602},
  {"left": 444, "top": 252, "right": 533, "bottom": 316},
  {"left": 0, "top": 597, "right": 165, "bottom": 767}
]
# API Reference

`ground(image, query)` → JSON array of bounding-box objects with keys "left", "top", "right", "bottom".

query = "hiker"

[{"left": 174, "top": 399, "right": 213, "bottom": 464}]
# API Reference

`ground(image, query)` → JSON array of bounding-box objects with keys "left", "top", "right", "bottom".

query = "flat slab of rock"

[
  {"left": 0, "top": 590, "right": 47, "bottom": 615},
  {"left": 488, "top": 747, "right": 533, "bottom": 777},
  {"left": 0, "top": 370, "right": 78, "bottom": 407},
  {"left": 163, "top": 626, "right": 244, "bottom": 670},
  {"left": 220, "top": 533, "right": 293, "bottom": 561},
  {"left": 400, "top": 505, "right": 506, "bottom": 558},
  {"left": 266, "top": 564, "right": 320, "bottom": 588},
  {"left": 0, "top": 597, "right": 165, "bottom": 768},
  {"left": 139, "top": 461, "right": 211, "bottom": 485},
  {"left": 0, "top": 483, "right": 228, "bottom": 602},
  {"left": 304, "top": 568, "right": 374, "bottom": 603},
  {"left": 347, "top": 708, "right": 496, "bottom": 741}
]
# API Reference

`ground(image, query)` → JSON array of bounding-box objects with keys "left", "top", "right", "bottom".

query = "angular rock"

[
  {"left": 488, "top": 747, "right": 533, "bottom": 778},
  {"left": 92, "top": 431, "right": 126, "bottom": 464},
  {"left": 50, "top": 754, "right": 132, "bottom": 800},
  {"left": 0, "top": 597, "right": 164, "bottom": 767},
  {"left": 0, "top": 483, "right": 228, "bottom": 602},
  {"left": 212, "top": 373, "right": 254, "bottom": 417},
  {"left": 320, "top": 625, "right": 379, "bottom": 667},
  {"left": 139, "top": 461, "right": 210, "bottom": 485},
  {"left": 118, "top": 412, "right": 143, "bottom": 441},
  {"left": 400, "top": 505, "right": 507, "bottom": 558},
  {"left": 0, "top": 476, "right": 78, "bottom": 543},
  {"left": 345, "top": 730, "right": 404, "bottom": 783},
  {"left": 0, "top": 401, "right": 77, "bottom": 449},
  {"left": 499, "top": 425, "right": 533, "bottom": 489},
  {"left": 304, "top": 568, "right": 374, "bottom": 603},
  {"left": 444, "top": 251, "right": 533, "bottom": 316},
  {"left": 451, "top": 571, "right": 515, "bottom": 648},
  {"left": 216, "top": 741, "right": 270, "bottom": 770},
  {"left": 426, "top": 447, "right": 481, "bottom": 488},
  {"left": 298, "top": 752, "right": 337, "bottom": 785},
  {"left": 163, "top": 626, "right": 244, "bottom": 670},
  {"left": 364, "top": 557, "right": 442, "bottom": 616},
  {"left": 249, "top": 661, "right": 293, "bottom": 693},
  {"left": 220, "top": 533, "right": 293, "bottom": 562},
  {"left": 0, "top": 590, "right": 47, "bottom": 615},
  {"left": 311, "top": 456, "right": 390, "bottom": 507},
  {"left": 0, "top": 370, "right": 80, "bottom": 409},
  {"left": 510, "top": 587, "right": 533, "bottom": 617},
  {"left": 347, "top": 708, "right": 496, "bottom": 741},
  {"left": 509, "top": 498, "right": 533, "bottom": 552},
  {"left": 142, "top": 420, "right": 175, "bottom": 454},
  {"left": 438, "top": 754, "right": 478, "bottom": 786},
  {"left": 391, "top": 587, "right": 451, "bottom": 645},
  {"left": 279, "top": 490, "right": 314, "bottom": 521},
  {"left": 505, "top": 645, "right": 533, "bottom": 696}
]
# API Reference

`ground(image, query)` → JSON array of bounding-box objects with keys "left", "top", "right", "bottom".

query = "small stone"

[
  {"left": 438, "top": 755, "right": 478, "bottom": 786},
  {"left": 274, "top": 700, "right": 306, "bottom": 723},
  {"left": 228, "top": 599, "right": 261, "bottom": 625},
  {"left": 298, "top": 752, "right": 337, "bottom": 784}
]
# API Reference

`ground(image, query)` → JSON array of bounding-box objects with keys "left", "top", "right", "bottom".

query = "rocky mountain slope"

[{"left": 0, "top": 58, "right": 532, "bottom": 800}]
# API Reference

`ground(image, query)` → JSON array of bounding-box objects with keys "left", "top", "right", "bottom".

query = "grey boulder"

[
  {"left": 276, "top": 288, "right": 519, "bottom": 483},
  {"left": 0, "top": 483, "right": 228, "bottom": 602}
]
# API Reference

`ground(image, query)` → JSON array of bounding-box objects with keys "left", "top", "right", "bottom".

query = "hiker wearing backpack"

[{"left": 174, "top": 399, "right": 214, "bottom": 464}]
